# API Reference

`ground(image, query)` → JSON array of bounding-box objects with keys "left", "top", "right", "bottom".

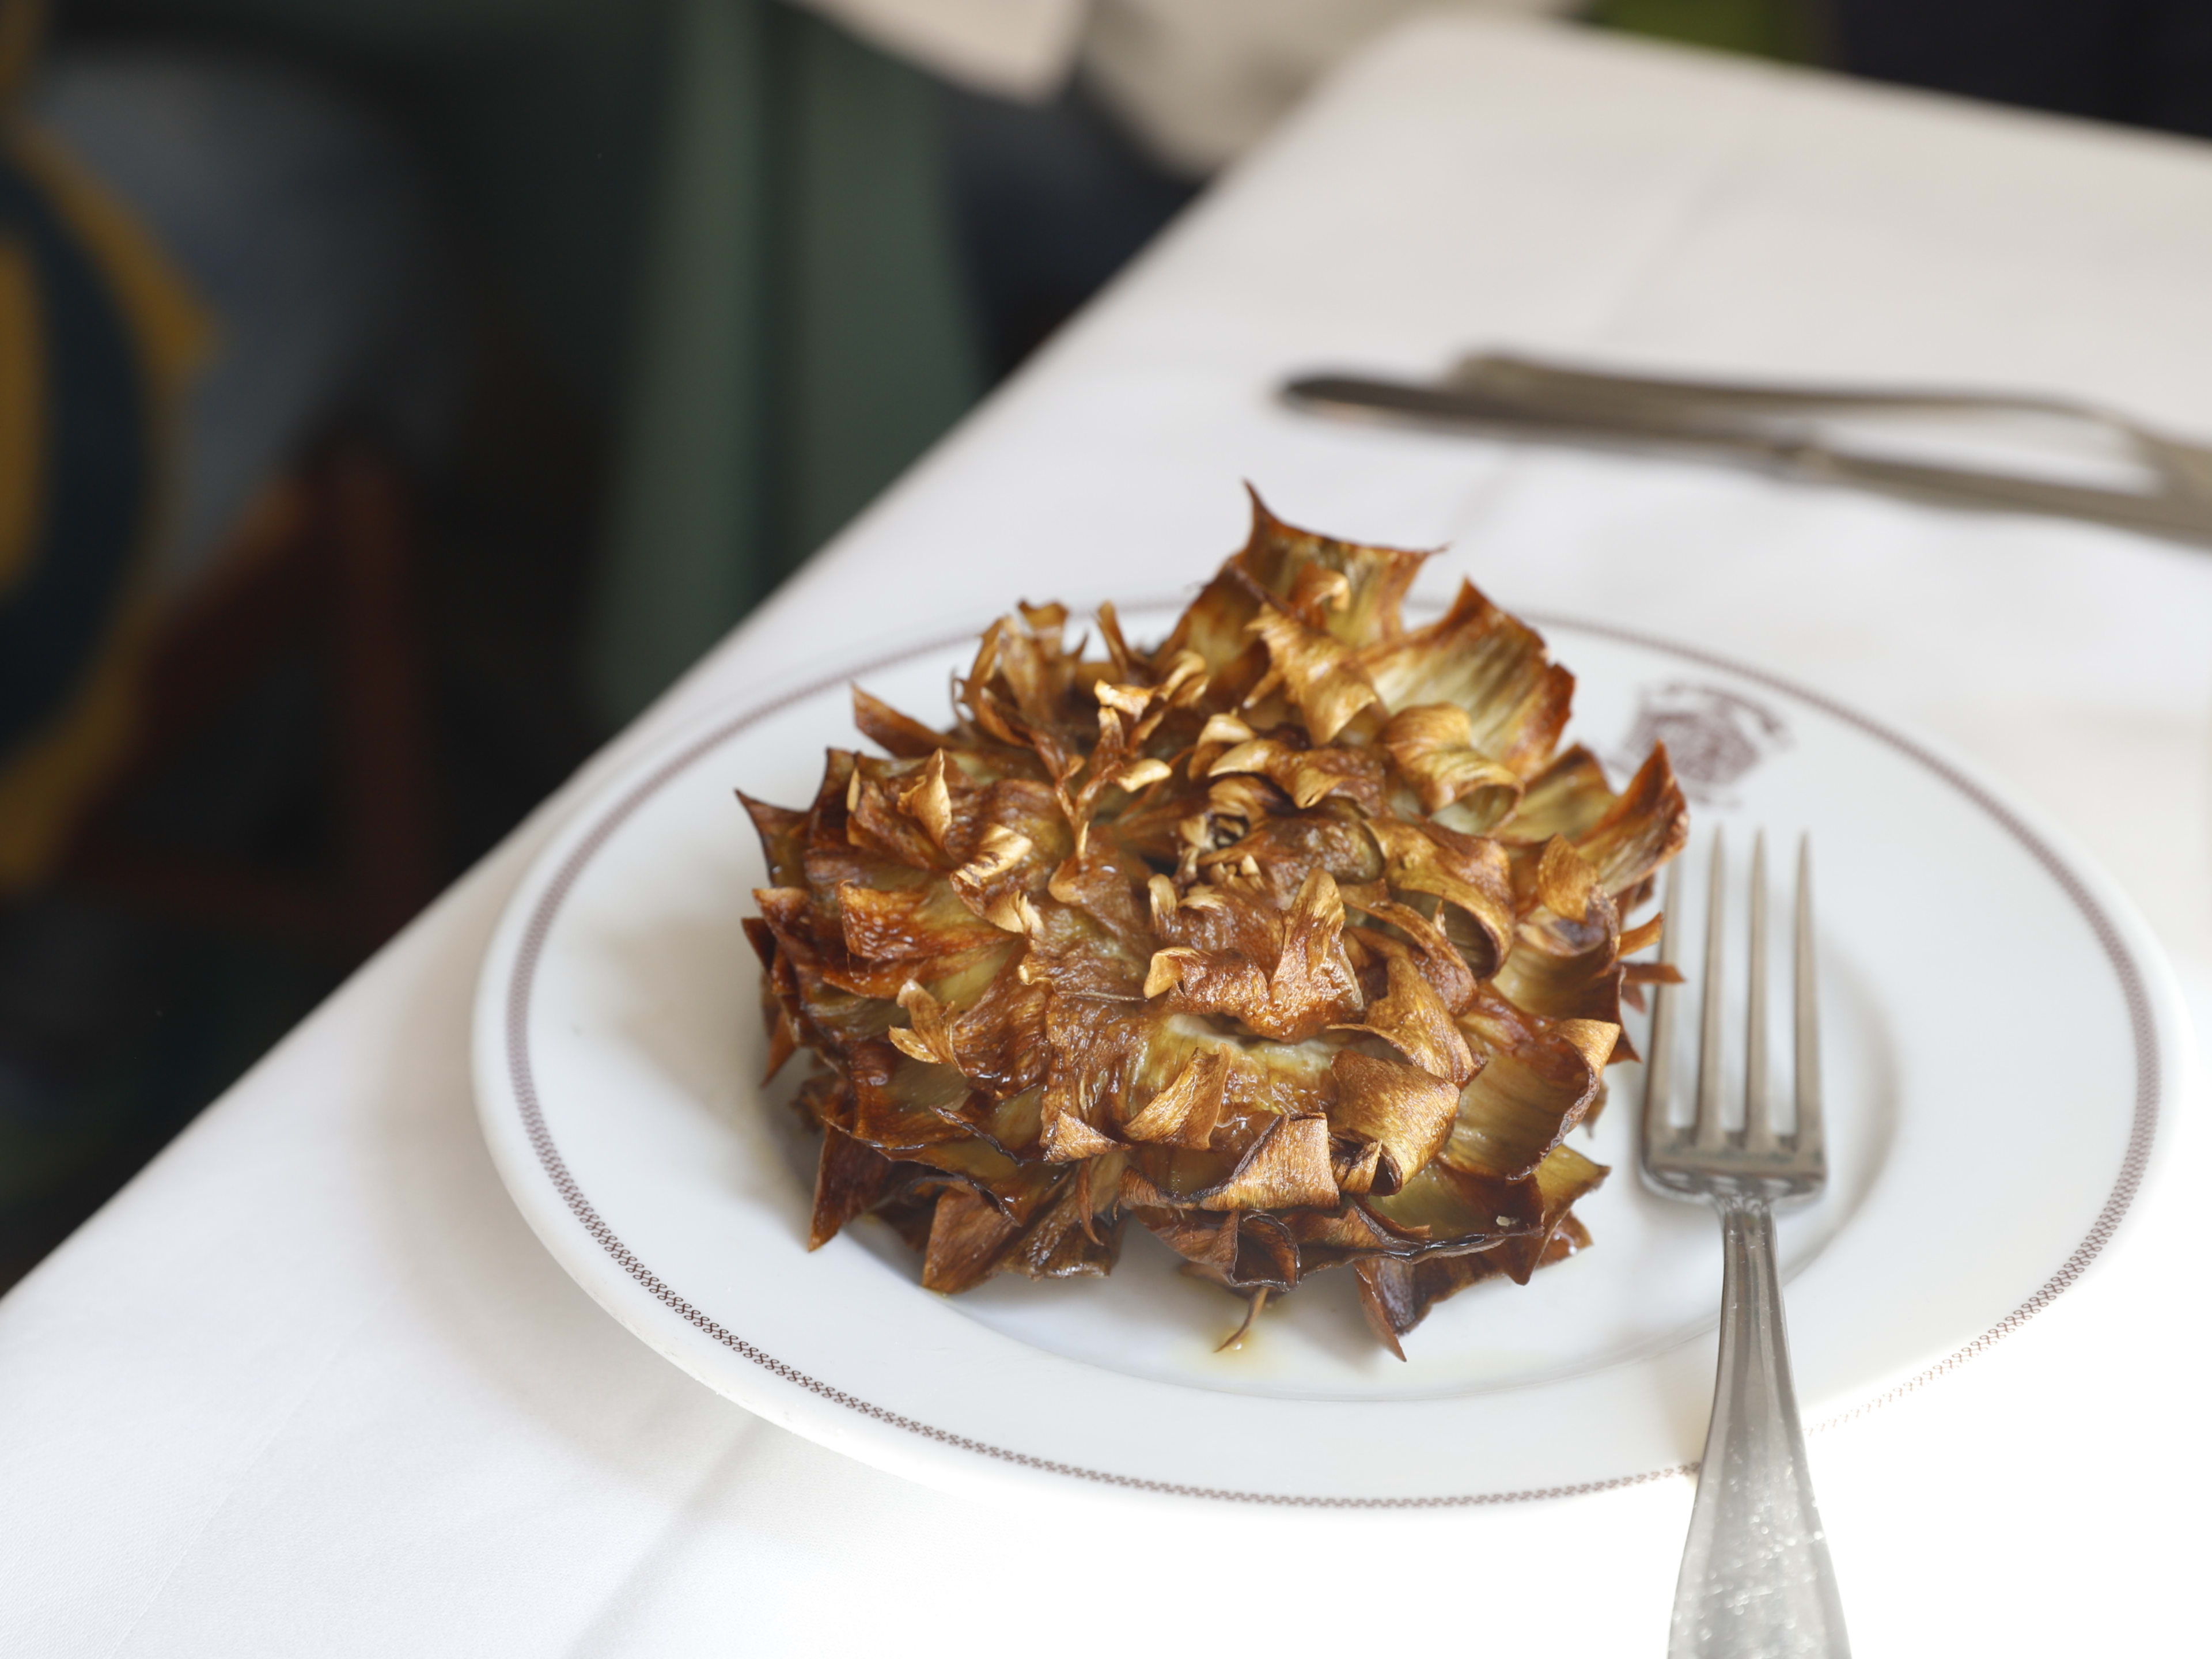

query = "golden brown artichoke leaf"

[
  {"left": 837, "top": 880, "right": 1008, "bottom": 964},
  {"left": 1490, "top": 1141, "right": 1609, "bottom": 1283},
  {"left": 1499, "top": 744, "right": 1618, "bottom": 844},
  {"left": 1146, "top": 868, "right": 1363, "bottom": 1043},
  {"left": 748, "top": 895, "right": 916, "bottom": 1048},
  {"left": 1209, "top": 736, "right": 1391, "bottom": 817},
  {"left": 1045, "top": 833, "right": 1160, "bottom": 961},
  {"left": 741, "top": 918, "right": 804, "bottom": 1081},
  {"left": 1133, "top": 1205, "right": 1302, "bottom": 1293},
  {"left": 1439, "top": 1019, "right": 1614, "bottom": 1182},
  {"left": 1358, "top": 580, "right": 1573, "bottom": 778},
  {"left": 1194, "top": 1113, "right": 1340, "bottom": 1210},
  {"left": 1035, "top": 1002, "right": 1317, "bottom": 1164},
  {"left": 1490, "top": 889, "right": 1631, "bottom": 1055},
  {"left": 1325, "top": 1047, "right": 1463, "bottom": 1189},
  {"left": 1122, "top": 1112, "right": 1340, "bottom": 1213},
  {"left": 809, "top": 1121, "right": 897, "bottom": 1250},
  {"left": 1363, "top": 818, "right": 1516, "bottom": 979},
  {"left": 1535, "top": 835, "right": 1598, "bottom": 923},
  {"left": 911, "top": 960, "right": 1052, "bottom": 1100},
  {"left": 847, "top": 1040, "right": 1005, "bottom": 1154},
  {"left": 1233, "top": 491, "right": 1428, "bottom": 648},
  {"left": 851, "top": 685, "right": 953, "bottom": 759},
  {"left": 922, "top": 1184, "right": 1024, "bottom": 1293},
  {"left": 1356, "top": 1204, "right": 1594, "bottom": 1349},
  {"left": 1120, "top": 1048, "right": 1229, "bottom": 1148},
  {"left": 1160, "top": 491, "right": 1429, "bottom": 684},
  {"left": 1194, "top": 805, "right": 1384, "bottom": 904},
  {"left": 1574, "top": 745, "right": 1690, "bottom": 896},
  {"left": 738, "top": 794, "right": 809, "bottom": 888},
  {"left": 1363, "top": 1154, "right": 1541, "bottom": 1251},
  {"left": 1017, "top": 893, "right": 1150, "bottom": 1001},
  {"left": 1381, "top": 704, "right": 1525, "bottom": 825},
  {"left": 1278, "top": 1203, "right": 1397, "bottom": 1279},
  {"left": 1005, "top": 1172, "right": 1126, "bottom": 1279},
  {"left": 844, "top": 757, "right": 958, "bottom": 873},
  {"left": 1341, "top": 886, "right": 1481, "bottom": 1016},
  {"left": 1245, "top": 610, "right": 1382, "bottom": 745},
  {"left": 1335, "top": 952, "right": 1478, "bottom": 1086}
]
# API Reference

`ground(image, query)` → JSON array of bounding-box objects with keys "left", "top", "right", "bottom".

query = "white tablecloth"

[{"left": 6, "top": 17, "right": 2211, "bottom": 1655}]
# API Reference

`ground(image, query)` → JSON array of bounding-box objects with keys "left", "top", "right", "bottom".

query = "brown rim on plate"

[{"left": 499, "top": 608, "right": 2161, "bottom": 1508}]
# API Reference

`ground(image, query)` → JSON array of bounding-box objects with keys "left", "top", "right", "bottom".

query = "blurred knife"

[{"left": 1282, "top": 353, "right": 2212, "bottom": 546}]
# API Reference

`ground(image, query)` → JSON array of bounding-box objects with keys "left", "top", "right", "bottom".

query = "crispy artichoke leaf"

[
  {"left": 1499, "top": 744, "right": 1617, "bottom": 844},
  {"left": 1363, "top": 1154, "right": 1542, "bottom": 1249},
  {"left": 1122, "top": 1111, "right": 1340, "bottom": 1212},
  {"left": 1146, "top": 868, "right": 1363, "bottom": 1043},
  {"left": 846, "top": 1041, "right": 1052, "bottom": 1192},
  {"left": 1121, "top": 1048, "right": 1230, "bottom": 1148},
  {"left": 1210, "top": 736, "right": 1391, "bottom": 817},
  {"left": 1381, "top": 704, "right": 1524, "bottom": 824},
  {"left": 1325, "top": 1047, "right": 1463, "bottom": 1187},
  {"left": 1491, "top": 1141, "right": 1609, "bottom": 1283},
  {"left": 1281, "top": 1202, "right": 1395, "bottom": 1270},
  {"left": 1195, "top": 804, "right": 1384, "bottom": 902},
  {"left": 849, "top": 685, "right": 969, "bottom": 760},
  {"left": 1358, "top": 1207, "right": 1594, "bottom": 1348},
  {"left": 1133, "top": 1206, "right": 1301, "bottom": 1293},
  {"left": 1336, "top": 951, "right": 1479, "bottom": 1086},
  {"left": 742, "top": 918, "right": 804, "bottom": 1080},
  {"left": 1363, "top": 819, "right": 1516, "bottom": 980},
  {"left": 1490, "top": 889, "right": 1631, "bottom": 1058},
  {"left": 838, "top": 878, "right": 1008, "bottom": 964},
  {"left": 750, "top": 894, "right": 924, "bottom": 1045},
  {"left": 1018, "top": 893, "right": 1150, "bottom": 1000},
  {"left": 738, "top": 793, "right": 809, "bottom": 887},
  {"left": 1358, "top": 579, "right": 1573, "bottom": 778},
  {"left": 1004, "top": 1171, "right": 1127, "bottom": 1279},
  {"left": 1340, "top": 885, "right": 1480, "bottom": 1015},
  {"left": 1235, "top": 491, "right": 1428, "bottom": 647},
  {"left": 1037, "top": 1003, "right": 1330, "bottom": 1167},
  {"left": 908, "top": 960, "right": 1054, "bottom": 1100},
  {"left": 1245, "top": 610, "right": 1382, "bottom": 745},
  {"left": 1195, "top": 1113, "right": 1340, "bottom": 1211},
  {"left": 1535, "top": 834, "right": 1599, "bottom": 923},
  {"left": 922, "top": 1184, "right": 1024, "bottom": 1293},
  {"left": 809, "top": 1121, "right": 896, "bottom": 1250},
  {"left": 1440, "top": 1018, "right": 1615, "bottom": 1182},
  {"left": 1046, "top": 832, "right": 1160, "bottom": 961},
  {"left": 1161, "top": 491, "right": 1429, "bottom": 687},
  {"left": 1575, "top": 744, "right": 1690, "bottom": 896}
]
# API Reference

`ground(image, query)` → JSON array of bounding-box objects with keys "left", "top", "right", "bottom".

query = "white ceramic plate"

[{"left": 472, "top": 606, "right": 2184, "bottom": 1509}]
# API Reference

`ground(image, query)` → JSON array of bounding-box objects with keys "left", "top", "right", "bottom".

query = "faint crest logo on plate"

[{"left": 1614, "top": 681, "right": 1789, "bottom": 806}]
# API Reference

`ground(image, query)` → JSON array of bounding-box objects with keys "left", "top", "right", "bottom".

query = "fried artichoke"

[{"left": 742, "top": 495, "right": 1688, "bottom": 1357}]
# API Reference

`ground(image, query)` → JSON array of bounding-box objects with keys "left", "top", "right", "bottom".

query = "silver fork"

[{"left": 1643, "top": 831, "right": 1849, "bottom": 1659}]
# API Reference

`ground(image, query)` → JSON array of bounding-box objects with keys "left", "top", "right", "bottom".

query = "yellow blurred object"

[{"left": 0, "top": 113, "right": 209, "bottom": 893}]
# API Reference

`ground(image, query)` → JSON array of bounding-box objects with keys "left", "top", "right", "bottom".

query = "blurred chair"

[
  {"left": 2, "top": 48, "right": 457, "bottom": 955},
  {"left": 0, "top": 26, "right": 473, "bottom": 1280},
  {"left": 63, "top": 434, "right": 437, "bottom": 958}
]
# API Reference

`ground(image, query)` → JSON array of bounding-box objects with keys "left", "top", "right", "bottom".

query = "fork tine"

[
  {"left": 1744, "top": 831, "right": 1774, "bottom": 1156},
  {"left": 1694, "top": 831, "right": 1728, "bottom": 1151},
  {"left": 1794, "top": 834, "right": 1823, "bottom": 1159},
  {"left": 1642, "top": 857, "right": 1687, "bottom": 1149}
]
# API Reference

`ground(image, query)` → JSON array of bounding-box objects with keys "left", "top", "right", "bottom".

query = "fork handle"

[{"left": 1671, "top": 1195, "right": 1851, "bottom": 1658}]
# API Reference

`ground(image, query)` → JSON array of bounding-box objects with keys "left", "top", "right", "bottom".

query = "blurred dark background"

[{"left": 2, "top": 0, "right": 2207, "bottom": 1288}]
